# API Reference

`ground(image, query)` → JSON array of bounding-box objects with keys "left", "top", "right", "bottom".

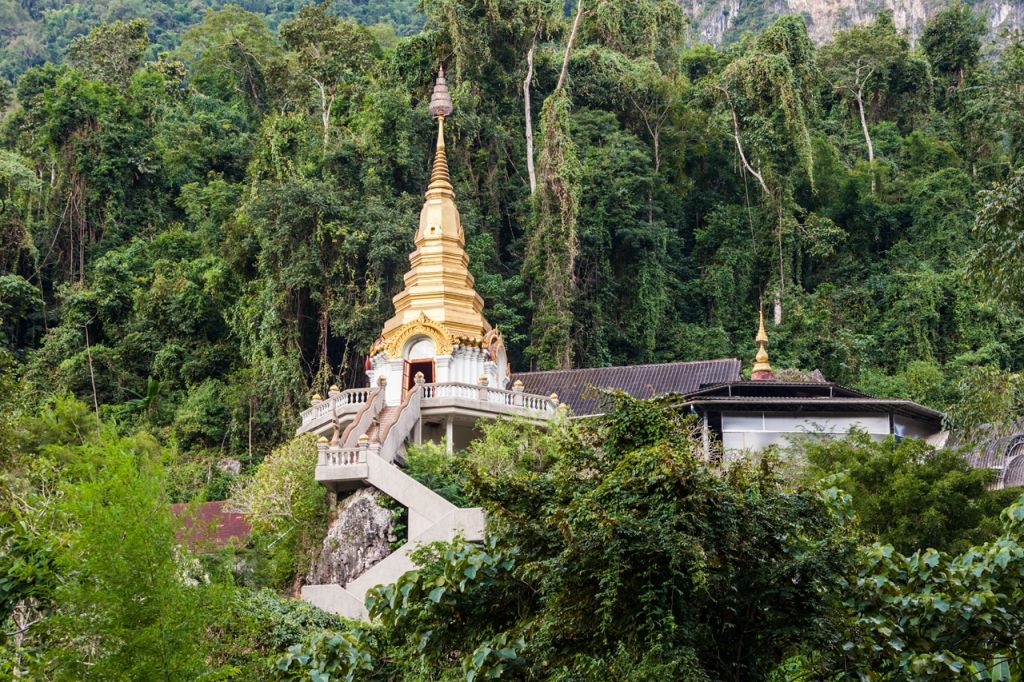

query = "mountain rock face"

[
  {"left": 307, "top": 487, "right": 397, "bottom": 586},
  {"left": 684, "top": 0, "right": 1024, "bottom": 45}
]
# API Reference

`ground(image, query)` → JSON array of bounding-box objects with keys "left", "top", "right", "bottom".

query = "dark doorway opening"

[{"left": 405, "top": 360, "right": 435, "bottom": 392}]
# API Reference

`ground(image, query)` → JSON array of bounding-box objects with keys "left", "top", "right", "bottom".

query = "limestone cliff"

[
  {"left": 683, "top": 0, "right": 1024, "bottom": 45},
  {"left": 307, "top": 487, "right": 398, "bottom": 586}
]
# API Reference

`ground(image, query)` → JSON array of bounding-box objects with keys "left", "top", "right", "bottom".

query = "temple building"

[{"left": 295, "top": 69, "right": 946, "bottom": 619}]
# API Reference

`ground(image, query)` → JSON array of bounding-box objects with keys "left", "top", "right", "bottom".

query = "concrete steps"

[
  {"left": 302, "top": 396, "right": 485, "bottom": 621},
  {"left": 368, "top": 405, "right": 399, "bottom": 443}
]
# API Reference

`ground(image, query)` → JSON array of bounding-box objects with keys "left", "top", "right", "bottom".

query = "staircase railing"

[
  {"left": 341, "top": 386, "right": 385, "bottom": 448},
  {"left": 320, "top": 443, "right": 369, "bottom": 466},
  {"left": 378, "top": 382, "right": 423, "bottom": 464}
]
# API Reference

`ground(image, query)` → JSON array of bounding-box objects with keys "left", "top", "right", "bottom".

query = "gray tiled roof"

[
  {"left": 511, "top": 359, "right": 742, "bottom": 416},
  {"left": 1004, "top": 455, "right": 1024, "bottom": 488}
]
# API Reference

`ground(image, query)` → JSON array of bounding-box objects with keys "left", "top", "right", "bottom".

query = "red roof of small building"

[{"left": 171, "top": 500, "right": 250, "bottom": 550}]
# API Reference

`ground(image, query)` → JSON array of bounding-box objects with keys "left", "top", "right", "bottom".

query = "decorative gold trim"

[
  {"left": 483, "top": 326, "right": 505, "bottom": 362},
  {"left": 381, "top": 313, "right": 454, "bottom": 358}
]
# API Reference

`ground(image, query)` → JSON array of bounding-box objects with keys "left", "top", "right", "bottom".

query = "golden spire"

[
  {"left": 752, "top": 308, "right": 774, "bottom": 380},
  {"left": 426, "top": 67, "right": 454, "bottom": 198},
  {"left": 373, "top": 66, "right": 492, "bottom": 356}
]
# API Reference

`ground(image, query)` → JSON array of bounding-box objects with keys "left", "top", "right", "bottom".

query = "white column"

[
  {"left": 702, "top": 412, "right": 710, "bottom": 461},
  {"left": 445, "top": 415, "right": 454, "bottom": 454}
]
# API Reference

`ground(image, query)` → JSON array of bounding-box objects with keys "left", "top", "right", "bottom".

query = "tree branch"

[
  {"left": 714, "top": 85, "right": 770, "bottom": 197},
  {"left": 524, "top": 29, "right": 538, "bottom": 194},
  {"left": 556, "top": 1, "right": 585, "bottom": 93}
]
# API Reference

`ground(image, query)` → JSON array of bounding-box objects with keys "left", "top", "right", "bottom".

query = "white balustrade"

[
  {"left": 324, "top": 446, "right": 368, "bottom": 466},
  {"left": 300, "top": 388, "right": 372, "bottom": 426},
  {"left": 317, "top": 439, "right": 372, "bottom": 467},
  {"left": 420, "top": 382, "right": 556, "bottom": 414}
]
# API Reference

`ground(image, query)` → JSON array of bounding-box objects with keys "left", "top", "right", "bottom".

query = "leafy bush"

[
  {"left": 1, "top": 396, "right": 221, "bottom": 680},
  {"left": 402, "top": 439, "right": 469, "bottom": 507},
  {"left": 230, "top": 434, "right": 326, "bottom": 588},
  {"left": 799, "top": 430, "right": 1019, "bottom": 554}
]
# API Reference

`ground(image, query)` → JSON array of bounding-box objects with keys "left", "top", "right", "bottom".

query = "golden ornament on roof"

[{"left": 752, "top": 309, "right": 774, "bottom": 380}]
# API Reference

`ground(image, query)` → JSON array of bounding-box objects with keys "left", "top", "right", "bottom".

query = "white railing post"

[
  {"left": 317, "top": 437, "right": 329, "bottom": 465},
  {"left": 357, "top": 434, "right": 370, "bottom": 465},
  {"left": 512, "top": 379, "right": 524, "bottom": 407},
  {"left": 478, "top": 374, "right": 489, "bottom": 402}
]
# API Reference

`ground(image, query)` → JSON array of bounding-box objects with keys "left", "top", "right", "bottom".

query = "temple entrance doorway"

[{"left": 405, "top": 359, "right": 434, "bottom": 393}]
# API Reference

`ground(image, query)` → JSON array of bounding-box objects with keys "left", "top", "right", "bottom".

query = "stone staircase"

[
  {"left": 366, "top": 405, "right": 399, "bottom": 443},
  {"left": 302, "top": 386, "right": 485, "bottom": 620}
]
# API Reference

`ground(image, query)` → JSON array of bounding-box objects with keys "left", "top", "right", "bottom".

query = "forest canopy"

[{"left": 3, "top": 0, "right": 1024, "bottom": 677}]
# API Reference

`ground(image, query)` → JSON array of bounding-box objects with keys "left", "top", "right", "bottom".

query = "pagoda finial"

[
  {"left": 427, "top": 66, "right": 454, "bottom": 198},
  {"left": 752, "top": 308, "right": 774, "bottom": 381},
  {"left": 428, "top": 66, "right": 453, "bottom": 118}
]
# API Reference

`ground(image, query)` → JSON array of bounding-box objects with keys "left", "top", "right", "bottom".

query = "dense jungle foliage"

[
  {"left": 0, "top": 0, "right": 424, "bottom": 80},
  {"left": 5, "top": 389, "right": 1024, "bottom": 679},
  {"left": 4, "top": 0, "right": 1024, "bottom": 678},
  {"left": 273, "top": 397, "right": 1024, "bottom": 680}
]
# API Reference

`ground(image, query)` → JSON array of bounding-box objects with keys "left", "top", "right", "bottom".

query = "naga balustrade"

[
  {"left": 340, "top": 387, "right": 385, "bottom": 447},
  {"left": 378, "top": 383, "right": 423, "bottom": 464}
]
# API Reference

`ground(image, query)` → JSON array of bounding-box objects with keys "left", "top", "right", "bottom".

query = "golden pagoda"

[{"left": 372, "top": 67, "right": 494, "bottom": 359}]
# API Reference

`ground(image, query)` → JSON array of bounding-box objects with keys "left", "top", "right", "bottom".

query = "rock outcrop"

[
  {"left": 683, "top": 0, "right": 1024, "bottom": 47},
  {"left": 307, "top": 487, "right": 397, "bottom": 586}
]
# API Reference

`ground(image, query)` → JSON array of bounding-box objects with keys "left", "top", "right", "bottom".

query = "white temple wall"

[{"left": 366, "top": 337, "right": 511, "bottom": 406}]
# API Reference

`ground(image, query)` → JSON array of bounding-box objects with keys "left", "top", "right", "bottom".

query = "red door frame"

[{"left": 404, "top": 359, "right": 436, "bottom": 395}]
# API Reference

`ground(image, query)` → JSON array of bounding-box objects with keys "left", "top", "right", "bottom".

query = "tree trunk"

[
  {"left": 856, "top": 91, "right": 875, "bottom": 194},
  {"left": 314, "top": 78, "right": 333, "bottom": 155},
  {"left": 524, "top": 37, "right": 538, "bottom": 194},
  {"left": 84, "top": 323, "right": 100, "bottom": 418},
  {"left": 556, "top": 0, "right": 585, "bottom": 92},
  {"left": 718, "top": 87, "right": 769, "bottom": 197},
  {"left": 322, "top": 98, "right": 332, "bottom": 154}
]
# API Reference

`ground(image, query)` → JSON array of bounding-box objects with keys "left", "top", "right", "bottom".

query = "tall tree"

[
  {"left": 707, "top": 16, "right": 818, "bottom": 323},
  {"left": 921, "top": 1, "right": 984, "bottom": 91},
  {"left": 174, "top": 5, "right": 283, "bottom": 116},
  {"left": 523, "top": 0, "right": 586, "bottom": 370},
  {"left": 279, "top": 1, "right": 379, "bottom": 154},
  {"left": 820, "top": 12, "right": 908, "bottom": 193},
  {"left": 66, "top": 19, "right": 149, "bottom": 88}
]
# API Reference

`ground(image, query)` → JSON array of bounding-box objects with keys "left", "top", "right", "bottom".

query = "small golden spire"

[{"left": 752, "top": 308, "right": 774, "bottom": 380}]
